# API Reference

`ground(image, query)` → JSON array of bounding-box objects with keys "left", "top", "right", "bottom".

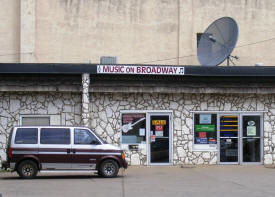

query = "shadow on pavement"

[{"left": 0, "top": 174, "right": 125, "bottom": 180}]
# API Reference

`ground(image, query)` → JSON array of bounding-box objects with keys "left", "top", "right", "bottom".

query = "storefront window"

[
  {"left": 193, "top": 113, "right": 217, "bottom": 150},
  {"left": 121, "top": 113, "right": 146, "bottom": 144}
]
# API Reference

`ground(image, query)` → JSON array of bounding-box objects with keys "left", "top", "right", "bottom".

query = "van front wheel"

[
  {"left": 99, "top": 159, "right": 119, "bottom": 178},
  {"left": 17, "top": 160, "right": 38, "bottom": 179}
]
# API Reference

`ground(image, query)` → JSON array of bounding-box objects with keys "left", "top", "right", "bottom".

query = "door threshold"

[
  {"left": 219, "top": 163, "right": 239, "bottom": 165},
  {"left": 148, "top": 163, "right": 172, "bottom": 166}
]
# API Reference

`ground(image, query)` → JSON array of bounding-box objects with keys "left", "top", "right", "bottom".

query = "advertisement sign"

[
  {"left": 155, "top": 131, "right": 163, "bottom": 137},
  {"left": 247, "top": 126, "right": 256, "bottom": 136},
  {"left": 155, "top": 125, "right": 163, "bottom": 131},
  {"left": 121, "top": 113, "right": 146, "bottom": 144},
  {"left": 195, "top": 125, "right": 215, "bottom": 132},
  {"left": 223, "top": 133, "right": 235, "bottom": 137},
  {"left": 155, "top": 125, "right": 163, "bottom": 137},
  {"left": 209, "top": 138, "right": 216, "bottom": 144},
  {"left": 247, "top": 120, "right": 256, "bottom": 136},
  {"left": 97, "top": 65, "right": 185, "bottom": 75},
  {"left": 139, "top": 128, "right": 145, "bottom": 136},
  {"left": 196, "top": 137, "right": 208, "bottom": 144},
  {"left": 199, "top": 114, "right": 212, "bottom": 124},
  {"left": 121, "top": 114, "right": 145, "bottom": 133},
  {"left": 199, "top": 132, "right": 206, "bottom": 138},
  {"left": 151, "top": 135, "right": 156, "bottom": 142},
  {"left": 152, "top": 120, "right": 166, "bottom": 125}
]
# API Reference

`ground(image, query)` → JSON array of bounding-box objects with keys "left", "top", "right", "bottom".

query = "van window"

[
  {"left": 40, "top": 128, "right": 70, "bottom": 144},
  {"left": 15, "top": 128, "right": 38, "bottom": 144},
  {"left": 74, "top": 129, "right": 100, "bottom": 145}
]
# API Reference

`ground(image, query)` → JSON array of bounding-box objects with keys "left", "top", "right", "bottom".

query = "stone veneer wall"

[
  {"left": 1, "top": 91, "right": 275, "bottom": 166},
  {"left": 90, "top": 92, "right": 275, "bottom": 165},
  {"left": 0, "top": 92, "right": 82, "bottom": 162}
]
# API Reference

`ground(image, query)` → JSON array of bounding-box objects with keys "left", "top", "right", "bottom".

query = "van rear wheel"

[
  {"left": 17, "top": 160, "right": 38, "bottom": 179},
  {"left": 99, "top": 159, "right": 119, "bottom": 178}
]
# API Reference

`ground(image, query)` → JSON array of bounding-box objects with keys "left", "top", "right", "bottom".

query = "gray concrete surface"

[{"left": 1, "top": 165, "right": 275, "bottom": 197}]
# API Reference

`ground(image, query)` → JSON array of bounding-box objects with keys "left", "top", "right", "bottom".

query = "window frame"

[
  {"left": 120, "top": 112, "right": 147, "bottom": 145},
  {"left": 192, "top": 111, "right": 265, "bottom": 152},
  {"left": 14, "top": 128, "right": 38, "bottom": 144},
  {"left": 19, "top": 115, "right": 51, "bottom": 126},
  {"left": 73, "top": 128, "right": 101, "bottom": 145},
  {"left": 193, "top": 112, "right": 218, "bottom": 151},
  {"left": 40, "top": 128, "right": 71, "bottom": 145}
]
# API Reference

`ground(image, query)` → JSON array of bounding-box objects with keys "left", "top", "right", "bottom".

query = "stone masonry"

[
  {"left": 89, "top": 92, "right": 274, "bottom": 165},
  {"left": 82, "top": 73, "right": 90, "bottom": 127},
  {"left": 1, "top": 90, "right": 275, "bottom": 166},
  {"left": 0, "top": 92, "right": 82, "bottom": 161}
]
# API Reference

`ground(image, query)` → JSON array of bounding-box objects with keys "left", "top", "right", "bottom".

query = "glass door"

[
  {"left": 219, "top": 115, "right": 239, "bottom": 164},
  {"left": 147, "top": 113, "right": 172, "bottom": 165},
  {"left": 241, "top": 115, "right": 262, "bottom": 163}
]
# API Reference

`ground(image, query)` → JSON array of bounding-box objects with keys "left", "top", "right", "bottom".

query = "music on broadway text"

[{"left": 97, "top": 65, "right": 185, "bottom": 75}]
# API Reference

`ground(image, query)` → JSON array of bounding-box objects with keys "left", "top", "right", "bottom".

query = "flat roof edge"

[{"left": 1, "top": 63, "right": 275, "bottom": 76}]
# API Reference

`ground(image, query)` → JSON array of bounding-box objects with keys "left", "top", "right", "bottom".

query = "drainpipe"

[{"left": 81, "top": 73, "right": 90, "bottom": 127}]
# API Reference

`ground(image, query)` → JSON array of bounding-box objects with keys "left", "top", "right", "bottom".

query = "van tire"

[
  {"left": 99, "top": 159, "right": 119, "bottom": 178},
  {"left": 17, "top": 160, "right": 38, "bottom": 179}
]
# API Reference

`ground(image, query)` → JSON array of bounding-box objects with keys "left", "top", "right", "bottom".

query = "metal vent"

[{"left": 100, "top": 56, "right": 117, "bottom": 64}]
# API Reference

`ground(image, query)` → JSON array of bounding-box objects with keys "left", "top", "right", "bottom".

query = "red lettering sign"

[
  {"left": 97, "top": 65, "right": 184, "bottom": 75},
  {"left": 155, "top": 125, "right": 163, "bottom": 131},
  {"left": 199, "top": 132, "right": 206, "bottom": 138}
]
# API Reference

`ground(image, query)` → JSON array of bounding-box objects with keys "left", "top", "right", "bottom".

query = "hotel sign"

[{"left": 97, "top": 65, "right": 184, "bottom": 75}]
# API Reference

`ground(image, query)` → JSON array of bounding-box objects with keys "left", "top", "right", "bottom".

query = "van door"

[
  {"left": 39, "top": 127, "right": 72, "bottom": 169},
  {"left": 71, "top": 128, "right": 101, "bottom": 169}
]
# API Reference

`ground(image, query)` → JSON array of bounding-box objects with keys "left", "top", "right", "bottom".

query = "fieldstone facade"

[
  {"left": 82, "top": 73, "right": 90, "bottom": 127},
  {"left": 89, "top": 92, "right": 274, "bottom": 165},
  {"left": 0, "top": 92, "right": 82, "bottom": 162},
  {"left": 1, "top": 75, "right": 275, "bottom": 166}
]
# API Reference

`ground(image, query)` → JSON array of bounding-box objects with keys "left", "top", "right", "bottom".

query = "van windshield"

[{"left": 92, "top": 129, "right": 108, "bottom": 144}]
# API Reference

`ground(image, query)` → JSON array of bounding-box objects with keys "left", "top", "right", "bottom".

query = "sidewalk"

[{"left": 1, "top": 165, "right": 275, "bottom": 197}]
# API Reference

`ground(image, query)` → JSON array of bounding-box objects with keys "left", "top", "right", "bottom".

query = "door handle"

[
  {"left": 67, "top": 149, "right": 71, "bottom": 154},
  {"left": 72, "top": 149, "right": 76, "bottom": 154}
]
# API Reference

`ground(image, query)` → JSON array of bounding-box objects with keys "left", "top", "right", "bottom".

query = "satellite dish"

[{"left": 197, "top": 17, "right": 239, "bottom": 66}]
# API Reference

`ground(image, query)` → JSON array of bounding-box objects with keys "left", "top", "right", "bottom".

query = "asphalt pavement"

[{"left": 1, "top": 165, "right": 275, "bottom": 197}]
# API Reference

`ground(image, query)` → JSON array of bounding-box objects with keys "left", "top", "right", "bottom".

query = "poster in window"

[
  {"left": 247, "top": 126, "right": 256, "bottom": 136},
  {"left": 199, "top": 132, "right": 206, "bottom": 138},
  {"left": 151, "top": 135, "right": 156, "bottom": 142},
  {"left": 209, "top": 138, "right": 216, "bottom": 144},
  {"left": 121, "top": 113, "right": 146, "bottom": 144},
  {"left": 196, "top": 137, "right": 208, "bottom": 144},
  {"left": 155, "top": 125, "right": 163, "bottom": 137},
  {"left": 247, "top": 120, "right": 256, "bottom": 136},
  {"left": 139, "top": 128, "right": 145, "bottom": 136},
  {"left": 199, "top": 114, "right": 212, "bottom": 124}
]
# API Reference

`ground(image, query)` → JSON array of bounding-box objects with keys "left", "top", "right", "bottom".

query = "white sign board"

[{"left": 97, "top": 65, "right": 184, "bottom": 75}]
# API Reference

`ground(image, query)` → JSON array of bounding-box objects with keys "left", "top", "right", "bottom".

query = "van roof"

[{"left": 14, "top": 125, "right": 90, "bottom": 129}]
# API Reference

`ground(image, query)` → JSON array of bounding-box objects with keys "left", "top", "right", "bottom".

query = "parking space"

[{"left": 1, "top": 165, "right": 275, "bottom": 197}]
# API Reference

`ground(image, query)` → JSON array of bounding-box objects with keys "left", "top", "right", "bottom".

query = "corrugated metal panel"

[{"left": 22, "top": 117, "right": 50, "bottom": 126}]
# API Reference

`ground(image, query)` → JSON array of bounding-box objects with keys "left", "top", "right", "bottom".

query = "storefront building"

[{"left": 1, "top": 64, "right": 275, "bottom": 166}]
